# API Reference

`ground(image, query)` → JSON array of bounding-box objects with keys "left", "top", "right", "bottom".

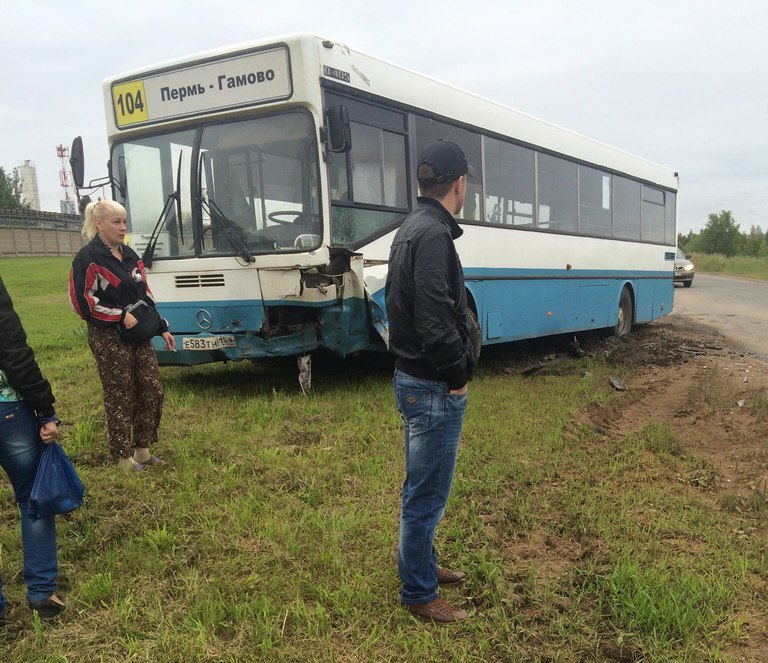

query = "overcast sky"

[{"left": 2, "top": 0, "right": 766, "bottom": 235}]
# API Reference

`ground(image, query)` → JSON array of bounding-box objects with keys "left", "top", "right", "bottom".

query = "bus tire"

[
  {"left": 467, "top": 308, "right": 481, "bottom": 360},
  {"left": 613, "top": 287, "right": 633, "bottom": 337}
]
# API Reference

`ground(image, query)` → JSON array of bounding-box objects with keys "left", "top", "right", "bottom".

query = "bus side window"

[
  {"left": 414, "top": 115, "right": 482, "bottom": 222},
  {"left": 537, "top": 153, "right": 577, "bottom": 233},
  {"left": 578, "top": 166, "right": 612, "bottom": 237},
  {"left": 325, "top": 92, "right": 409, "bottom": 246},
  {"left": 641, "top": 185, "right": 665, "bottom": 243},
  {"left": 613, "top": 176, "right": 641, "bottom": 240},
  {"left": 345, "top": 123, "right": 407, "bottom": 208},
  {"left": 329, "top": 152, "right": 350, "bottom": 202},
  {"left": 664, "top": 192, "right": 676, "bottom": 245},
  {"left": 483, "top": 137, "right": 534, "bottom": 226},
  {"left": 330, "top": 123, "right": 407, "bottom": 244}
]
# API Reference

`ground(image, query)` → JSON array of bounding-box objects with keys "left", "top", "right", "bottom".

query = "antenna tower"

[{"left": 56, "top": 144, "right": 76, "bottom": 214}]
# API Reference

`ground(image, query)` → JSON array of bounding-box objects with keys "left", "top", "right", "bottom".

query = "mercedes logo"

[{"left": 196, "top": 309, "right": 213, "bottom": 330}]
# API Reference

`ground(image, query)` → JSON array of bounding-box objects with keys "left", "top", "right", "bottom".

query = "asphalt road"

[{"left": 670, "top": 273, "right": 768, "bottom": 359}]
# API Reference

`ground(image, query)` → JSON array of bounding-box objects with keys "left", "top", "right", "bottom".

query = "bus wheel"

[
  {"left": 467, "top": 308, "right": 482, "bottom": 360},
  {"left": 613, "top": 288, "right": 633, "bottom": 337}
]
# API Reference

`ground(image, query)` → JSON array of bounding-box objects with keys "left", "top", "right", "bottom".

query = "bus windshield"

[
  {"left": 112, "top": 128, "right": 196, "bottom": 258},
  {"left": 112, "top": 110, "right": 321, "bottom": 259}
]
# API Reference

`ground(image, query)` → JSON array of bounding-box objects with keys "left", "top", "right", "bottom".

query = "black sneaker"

[{"left": 28, "top": 594, "right": 65, "bottom": 619}]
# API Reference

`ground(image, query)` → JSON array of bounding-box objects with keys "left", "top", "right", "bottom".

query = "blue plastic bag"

[{"left": 29, "top": 442, "right": 84, "bottom": 520}]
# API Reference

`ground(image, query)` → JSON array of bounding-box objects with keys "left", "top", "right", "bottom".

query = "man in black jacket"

[{"left": 385, "top": 140, "right": 476, "bottom": 624}]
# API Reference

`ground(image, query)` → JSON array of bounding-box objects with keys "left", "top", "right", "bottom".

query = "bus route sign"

[{"left": 111, "top": 46, "right": 292, "bottom": 129}]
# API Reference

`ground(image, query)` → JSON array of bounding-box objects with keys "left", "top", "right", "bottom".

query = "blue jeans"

[
  {"left": 394, "top": 369, "right": 467, "bottom": 605},
  {"left": 0, "top": 401, "right": 58, "bottom": 617}
]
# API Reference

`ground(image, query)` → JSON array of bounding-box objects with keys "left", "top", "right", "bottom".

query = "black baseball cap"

[{"left": 417, "top": 140, "right": 476, "bottom": 184}]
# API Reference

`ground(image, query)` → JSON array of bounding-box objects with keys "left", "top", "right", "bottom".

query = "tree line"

[
  {"left": 678, "top": 211, "right": 768, "bottom": 258},
  {"left": 0, "top": 166, "right": 30, "bottom": 210}
]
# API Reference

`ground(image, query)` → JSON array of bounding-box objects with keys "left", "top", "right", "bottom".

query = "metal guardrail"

[{"left": 0, "top": 206, "right": 81, "bottom": 228}]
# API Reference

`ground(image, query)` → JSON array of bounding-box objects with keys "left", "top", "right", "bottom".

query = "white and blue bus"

[{"left": 72, "top": 33, "right": 678, "bottom": 372}]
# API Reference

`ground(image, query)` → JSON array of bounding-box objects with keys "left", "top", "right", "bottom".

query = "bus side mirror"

[
  {"left": 116, "top": 156, "right": 128, "bottom": 201},
  {"left": 70, "top": 136, "right": 85, "bottom": 189},
  {"left": 325, "top": 106, "right": 351, "bottom": 153}
]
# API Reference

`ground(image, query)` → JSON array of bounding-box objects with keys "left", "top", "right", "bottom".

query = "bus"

[{"left": 71, "top": 33, "right": 678, "bottom": 381}]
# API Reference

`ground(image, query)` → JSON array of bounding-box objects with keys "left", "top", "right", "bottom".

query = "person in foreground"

[
  {"left": 69, "top": 200, "right": 175, "bottom": 472},
  {"left": 385, "top": 140, "right": 478, "bottom": 624},
  {"left": 0, "top": 277, "right": 65, "bottom": 621}
]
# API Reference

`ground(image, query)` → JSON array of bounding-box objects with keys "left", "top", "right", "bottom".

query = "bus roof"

[{"left": 104, "top": 33, "right": 677, "bottom": 190}]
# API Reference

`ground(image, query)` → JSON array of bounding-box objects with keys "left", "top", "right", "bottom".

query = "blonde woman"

[{"left": 69, "top": 200, "right": 174, "bottom": 471}]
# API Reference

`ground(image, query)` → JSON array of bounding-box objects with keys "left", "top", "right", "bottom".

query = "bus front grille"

[{"left": 175, "top": 274, "right": 226, "bottom": 288}]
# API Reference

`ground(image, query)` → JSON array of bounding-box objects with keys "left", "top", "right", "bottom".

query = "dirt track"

[
  {"left": 508, "top": 315, "right": 768, "bottom": 660},
  {"left": 578, "top": 315, "right": 767, "bottom": 493},
  {"left": 601, "top": 317, "right": 768, "bottom": 660},
  {"left": 495, "top": 315, "right": 768, "bottom": 499},
  {"left": 518, "top": 314, "right": 768, "bottom": 503}
]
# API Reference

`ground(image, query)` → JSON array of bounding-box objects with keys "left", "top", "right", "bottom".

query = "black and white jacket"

[{"left": 69, "top": 236, "right": 168, "bottom": 333}]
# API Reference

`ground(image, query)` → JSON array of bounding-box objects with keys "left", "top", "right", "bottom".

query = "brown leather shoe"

[
  {"left": 405, "top": 597, "right": 469, "bottom": 624},
  {"left": 437, "top": 567, "right": 467, "bottom": 586}
]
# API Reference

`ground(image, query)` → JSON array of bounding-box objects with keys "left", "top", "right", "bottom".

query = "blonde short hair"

[{"left": 82, "top": 200, "right": 127, "bottom": 240}]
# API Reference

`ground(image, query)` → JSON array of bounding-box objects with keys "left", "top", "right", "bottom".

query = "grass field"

[
  {"left": 0, "top": 257, "right": 765, "bottom": 661},
  {"left": 692, "top": 253, "right": 768, "bottom": 281}
]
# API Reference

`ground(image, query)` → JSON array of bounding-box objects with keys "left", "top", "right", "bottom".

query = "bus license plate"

[{"left": 182, "top": 336, "right": 236, "bottom": 351}]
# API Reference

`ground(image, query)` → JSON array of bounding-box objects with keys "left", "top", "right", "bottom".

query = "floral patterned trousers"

[{"left": 87, "top": 324, "right": 164, "bottom": 460}]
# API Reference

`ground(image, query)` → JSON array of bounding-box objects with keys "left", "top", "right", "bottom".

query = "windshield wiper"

[
  {"left": 200, "top": 197, "right": 255, "bottom": 263},
  {"left": 142, "top": 154, "right": 183, "bottom": 269},
  {"left": 142, "top": 189, "right": 180, "bottom": 269}
]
